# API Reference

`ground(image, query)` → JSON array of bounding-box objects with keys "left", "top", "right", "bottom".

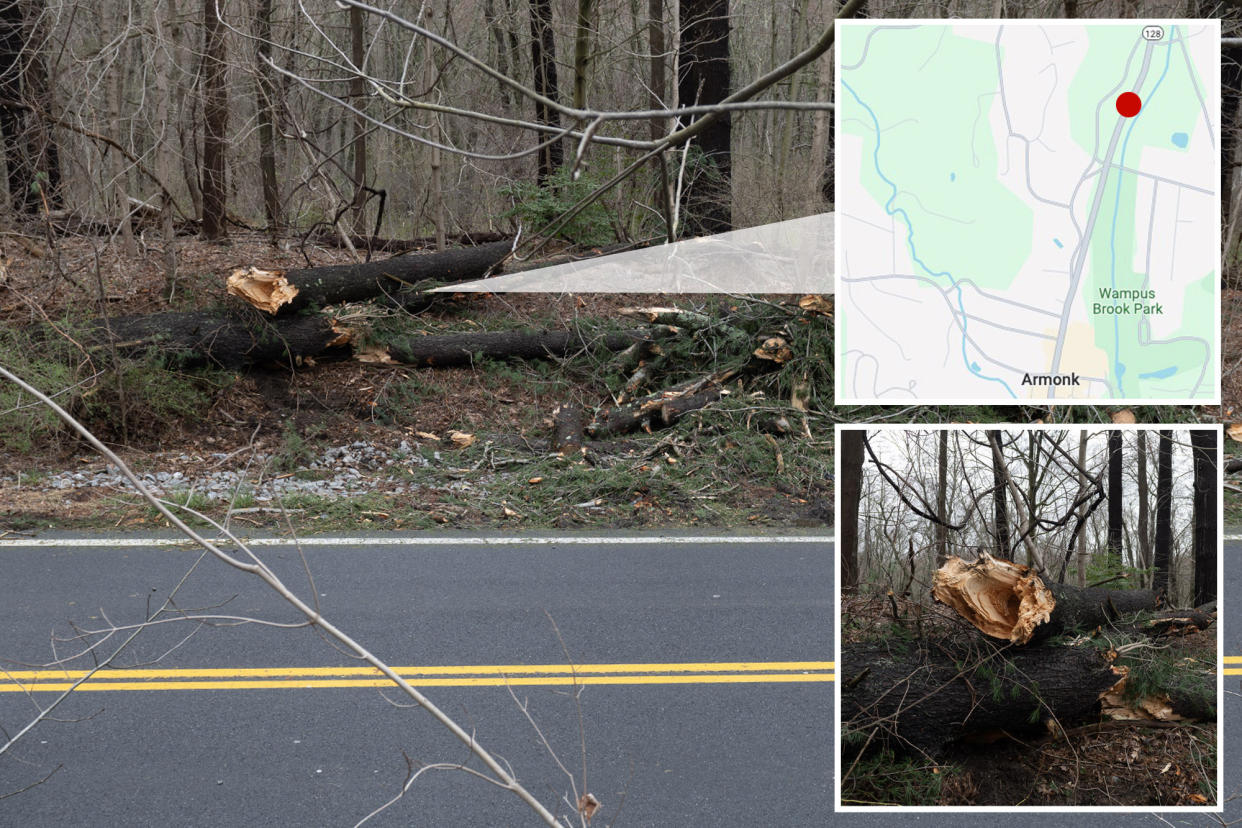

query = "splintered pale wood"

[
  {"left": 934, "top": 554, "right": 1162, "bottom": 645},
  {"left": 226, "top": 267, "right": 298, "bottom": 314},
  {"left": 932, "top": 553, "right": 1056, "bottom": 645},
  {"left": 1099, "top": 663, "right": 1215, "bottom": 722}
]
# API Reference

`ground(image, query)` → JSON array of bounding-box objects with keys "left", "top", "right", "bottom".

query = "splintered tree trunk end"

[
  {"left": 226, "top": 240, "right": 513, "bottom": 316},
  {"left": 933, "top": 554, "right": 1162, "bottom": 644},
  {"left": 226, "top": 267, "right": 296, "bottom": 314},
  {"left": 932, "top": 553, "right": 1054, "bottom": 644}
]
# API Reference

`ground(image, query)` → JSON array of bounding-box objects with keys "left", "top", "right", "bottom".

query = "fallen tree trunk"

[
  {"left": 92, "top": 311, "right": 645, "bottom": 370},
  {"left": 226, "top": 240, "right": 513, "bottom": 315},
  {"left": 92, "top": 310, "right": 349, "bottom": 368},
  {"left": 841, "top": 640, "right": 1122, "bottom": 757},
  {"left": 933, "top": 554, "right": 1160, "bottom": 644}
]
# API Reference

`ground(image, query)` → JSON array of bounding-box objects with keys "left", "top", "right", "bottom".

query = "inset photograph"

[{"left": 836, "top": 425, "right": 1221, "bottom": 809}]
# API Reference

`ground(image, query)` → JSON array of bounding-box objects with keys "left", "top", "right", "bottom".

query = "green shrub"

[
  {"left": 500, "top": 166, "right": 617, "bottom": 247},
  {"left": 0, "top": 321, "right": 228, "bottom": 451},
  {"left": 0, "top": 325, "right": 77, "bottom": 451}
]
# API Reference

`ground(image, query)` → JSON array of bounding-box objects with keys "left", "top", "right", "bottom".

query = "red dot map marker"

[{"left": 1116, "top": 92, "right": 1142, "bottom": 118}]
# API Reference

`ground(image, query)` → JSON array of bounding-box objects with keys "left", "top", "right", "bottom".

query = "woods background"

[{"left": 0, "top": 0, "right": 1235, "bottom": 258}]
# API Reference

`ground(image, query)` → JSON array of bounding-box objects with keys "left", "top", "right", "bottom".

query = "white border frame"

[
  {"left": 833, "top": 19, "right": 1223, "bottom": 406},
  {"left": 833, "top": 423, "right": 1225, "bottom": 813}
]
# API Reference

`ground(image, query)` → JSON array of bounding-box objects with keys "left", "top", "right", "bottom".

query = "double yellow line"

[
  {"left": 9, "top": 657, "right": 1236, "bottom": 692},
  {"left": 1, "top": 661, "right": 837, "bottom": 693}
]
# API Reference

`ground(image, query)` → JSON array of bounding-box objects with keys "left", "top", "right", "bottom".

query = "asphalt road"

[
  {"left": 0, "top": 532, "right": 1235, "bottom": 827},
  {"left": 0, "top": 533, "right": 833, "bottom": 827}
]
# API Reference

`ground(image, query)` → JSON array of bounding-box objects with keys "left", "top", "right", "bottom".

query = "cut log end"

[
  {"left": 932, "top": 553, "right": 1055, "bottom": 645},
  {"left": 227, "top": 266, "right": 298, "bottom": 314}
]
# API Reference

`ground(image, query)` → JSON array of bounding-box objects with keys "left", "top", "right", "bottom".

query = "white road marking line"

[{"left": 0, "top": 535, "right": 833, "bottom": 549}]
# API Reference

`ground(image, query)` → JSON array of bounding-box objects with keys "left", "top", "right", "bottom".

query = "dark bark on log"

[
  {"left": 228, "top": 240, "right": 513, "bottom": 316},
  {"left": 551, "top": 402, "right": 585, "bottom": 458},
  {"left": 841, "top": 640, "right": 1121, "bottom": 757},
  {"left": 1166, "top": 675, "right": 1217, "bottom": 722},
  {"left": 1037, "top": 581, "right": 1162, "bottom": 642},
  {"left": 383, "top": 329, "right": 643, "bottom": 367},
  {"left": 93, "top": 310, "right": 349, "bottom": 369},
  {"left": 92, "top": 311, "right": 644, "bottom": 371}
]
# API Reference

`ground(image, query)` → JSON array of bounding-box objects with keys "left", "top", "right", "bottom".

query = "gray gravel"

[{"left": 20, "top": 440, "right": 452, "bottom": 502}]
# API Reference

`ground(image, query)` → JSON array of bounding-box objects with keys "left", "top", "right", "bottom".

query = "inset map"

[{"left": 835, "top": 20, "right": 1220, "bottom": 404}]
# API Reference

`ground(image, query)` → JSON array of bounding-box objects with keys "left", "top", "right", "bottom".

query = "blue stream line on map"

[
  {"left": 1108, "top": 29, "right": 1175, "bottom": 396},
  {"left": 842, "top": 77, "right": 1017, "bottom": 398}
]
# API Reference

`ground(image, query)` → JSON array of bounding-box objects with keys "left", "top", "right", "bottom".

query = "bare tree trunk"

[
  {"left": 989, "top": 429, "right": 1009, "bottom": 558},
  {"left": 1107, "top": 430, "right": 1123, "bottom": 570},
  {"left": 528, "top": 0, "right": 562, "bottom": 184},
  {"left": 483, "top": 0, "right": 514, "bottom": 107},
  {"left": 1191, "top": 429, "right": 1217, "bottom": 607},
  {"left": 1136, "top": 430, "right": 1151, "bottom": 587},
  {"left": 572, "top": 0, "right": 594, "bottom": 109},
  {"left": 935, "top": 429, "right": 948, "bottom": 567},
  {"left": 647, "top": 0, "right": 674, "bottom": 240},
  {"left": 200, "top": 0, "right": 228, "bottom": 240},
  {"left": 1154, "top": 429, "right": 1173, "bottom": 596},
  {"left": 254, "top": 0, "right": 281, "bottom": 233},
  {"left": 677, "top": 0, "right": 730, "bottom": 234},
  {"left": 807, "top": 0, "right": 834, "bottom": 209},
  {"left": 1075, "top": 430, "right": 1088, "bottom": 587},
  {"left": 422, "top": 41, "right": 445, "bottom": 249},
  {"left": 109, "top": 61, "right": 137, "bottom": 259},
  {"left": 648, "top": 0, "right": 666, "bottom": 142},
  {"left": 1224, "top": 42, "right": 1242, "bottom": 285},
  {"left": 349, "top": 5, "right": 369, "bottom": 235},
  {"left": 0, "top": 0, "right": 61, "bottom": 213},
  {"left": 839, "top": 429, "right": 863, "bottom": 593},
  {"left": 987, "top": 431, "right": 1039, "bottom": 569}
]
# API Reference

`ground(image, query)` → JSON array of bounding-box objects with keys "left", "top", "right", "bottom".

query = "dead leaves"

[{"left": 577, "top": 793, "right": 600, "bottom": 822}]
